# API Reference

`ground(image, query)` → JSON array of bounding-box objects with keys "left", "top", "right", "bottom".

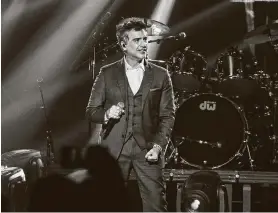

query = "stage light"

[{"left": 180, "top": 171, "right": 225, "bottom": 212}]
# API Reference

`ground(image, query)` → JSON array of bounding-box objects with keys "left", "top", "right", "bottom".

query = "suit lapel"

[
  {"left": 141, "top": 61, "right": 153, "bottom": 109},
  {"left": 116, "top": 59, "right": 127, "bottom": 102},
  {"left": 117, "top": 58, "right": 153, "bottom": 108}
]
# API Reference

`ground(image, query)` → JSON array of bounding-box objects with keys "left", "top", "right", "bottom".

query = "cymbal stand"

[
  {"left": 87, "top": 42, "right": 118, "bottom": 137},
  {"left": 95, "top": 41, "right": 119, "bottom": 55},
  {"left": 268, "top": 26, "right": 278, "bottom": 164},
  {"left": 268, "top": 29, "right": 278, "bottom": 54},
  {"left": 244, "top": 138, "right": 255, "bottom": 170},
  {"left": 88, "top": 41, "right": 119, "bottom": 79},
  {"left": 37, "top": 78, "right": 55, "bottom": 167},
  {"left": 163, "top": 139, "right": 179, "bottom": 167},
  {"left": 270, "top": 95, "right": 278, "bottom": 164},
  {"left": 89, "top": 46, "right": 96, "bottom": 79}
]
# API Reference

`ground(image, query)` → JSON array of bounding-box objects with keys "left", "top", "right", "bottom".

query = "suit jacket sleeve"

[
  {"left": 153, "top": 70, "right": 176, "bottom": 149},
  {"left": 86, "top": 69, "right": 106, "bottom": 124}
]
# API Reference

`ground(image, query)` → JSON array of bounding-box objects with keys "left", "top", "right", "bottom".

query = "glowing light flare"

[
  {"left": 148, "top": 0, "right": 176, "bottom": 59},
  {"left": 168, "top": 1, "right": 233, "bottom": 36},
  {"left": 243, "top": 1, "right": 255, "bottom": 55},
  {"left": 3, "top": 0, "right": 110, "bottom": 96},
  {"left": 2, "top": 0, "right": 59, "bottom": 48}
]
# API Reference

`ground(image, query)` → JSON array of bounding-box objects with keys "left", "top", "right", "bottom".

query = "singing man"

[{"left": 86, "top": 17, "right": 175, "bottom": 211}]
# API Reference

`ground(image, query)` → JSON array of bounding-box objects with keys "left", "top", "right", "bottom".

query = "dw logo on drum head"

[{"left": 199, "top": 101, "right": 216, "bottom": 111}]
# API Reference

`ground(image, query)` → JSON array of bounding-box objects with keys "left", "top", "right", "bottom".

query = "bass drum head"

[{"left": 173, "top": 93, "right": 248, "bottom": 169}]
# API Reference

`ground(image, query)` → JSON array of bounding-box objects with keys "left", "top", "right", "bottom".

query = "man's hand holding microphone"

[
  {"left": 102, "top": 102, "right": 125, "bottom": 138},
  {"left": 105, "top": 102, "right": 125, "bottom": 122}
]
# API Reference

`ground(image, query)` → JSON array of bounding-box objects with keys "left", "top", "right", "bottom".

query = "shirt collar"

[{"left": 124, "top": 56, "right": 145, "bottom": 72}]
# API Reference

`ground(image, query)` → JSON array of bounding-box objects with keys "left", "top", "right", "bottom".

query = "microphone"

[
  {"left": 102, "top": 102, "right": 125, "bottom": 139},
  {"left": 148, "top": 32, "right": 187, "bottom": 43},
  {"left": 164, "top": 32, "right": 186, "bottom": 40}
]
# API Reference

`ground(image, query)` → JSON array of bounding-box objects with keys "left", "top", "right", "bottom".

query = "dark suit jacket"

[{"left": 86, "top": 58, "right": 175, "bottom": 159}]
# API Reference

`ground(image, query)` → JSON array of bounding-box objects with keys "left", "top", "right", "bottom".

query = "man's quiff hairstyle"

[{"left": 116, "top": 17, "right": 148, "bottom": 44}]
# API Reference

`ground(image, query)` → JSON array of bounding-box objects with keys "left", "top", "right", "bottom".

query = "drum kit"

[{"left": 144, "top": 19, "right": 278, "bottom": 171}]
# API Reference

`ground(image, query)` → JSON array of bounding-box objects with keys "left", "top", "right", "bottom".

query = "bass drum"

[{"left": 172, "top": 93, "right": 249, "bottom": 169}]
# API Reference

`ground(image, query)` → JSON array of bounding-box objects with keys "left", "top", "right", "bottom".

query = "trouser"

[{"left": 117, "top": 136, "right": 167, "bottom": 212}]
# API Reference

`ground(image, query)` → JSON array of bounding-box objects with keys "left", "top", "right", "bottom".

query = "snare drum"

[{"left": 172, "top": 93, "right": 249, "bottom": 169}]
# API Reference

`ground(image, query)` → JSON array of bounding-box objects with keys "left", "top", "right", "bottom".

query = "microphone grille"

[
  {"left": 179, "top": 32, "right": 186, "bottom": 38},
  {"left": 118, "top": 102, "right": 125, "bottom": 108}
]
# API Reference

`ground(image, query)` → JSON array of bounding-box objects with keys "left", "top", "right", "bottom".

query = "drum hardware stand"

[
  {"left": 176, "top": 136, "right": 224, "bottom": 149},
  {"left": 87, "top": 42, "right": 118, "bottom": 137},
  {"left": 270, "top": 96, "right": 278, "bottom": 164},
  {"left": 37, "top": 78, "right": 55, "bottom": 167},
  {"left": 87, "top": 41, "right": 120, "bottom": 137},
  {"left": 89, "top": 46, "right": 96, "bottom": 80},
  {"left": 245, "top": 141, "right": 255, "bottom": 170},
  {"left": 244, "top": 132, "right": 255, "bottom": 170},
  {"left": 237, "top": 49, "right": 245, "bottom": 78},
  {"left": 268, "top": 25, "right": 278, "bottom": 54},
  {"left": 87, "top": 47, "right": 95, "bottom": 138},
  {"left": 163, "top": 139, "right": 179, "bottom": 166},
  {"left": 96, "top": 41, "right": 119, "bottom": 56},
  {"left": 164, "top": 147, "right": 179, "bottom": 166},
  {"left": 266, "top": 21, "right": 278, "bottom": 164}
]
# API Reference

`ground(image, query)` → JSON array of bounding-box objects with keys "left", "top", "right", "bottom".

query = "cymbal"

[
  {"left": 243, "top": 20, "right": 278, "bottom": 44},
  {"left": 143, "top": 18, "right": 170, "bottom": 36},
  {"left": 243, "top": 34, "right": 278, "bottom": 45}
]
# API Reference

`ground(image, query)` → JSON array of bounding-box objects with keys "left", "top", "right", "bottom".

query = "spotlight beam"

[
  {"left": 148, "top": 0, "right": 176, "bottom": 59},
  {"left": 1, "top": 0, "right": 112, "bottom": 152},
  {"left": 167, "top": 1, "right": 233, "bottom": 36},
  {"left": 70, "top": 0, "right": 127, "bottom": 72}
]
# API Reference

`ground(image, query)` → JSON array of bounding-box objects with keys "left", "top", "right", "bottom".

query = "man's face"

[{"left": 124, "top": 29, "right": 148, "bottom": 60}]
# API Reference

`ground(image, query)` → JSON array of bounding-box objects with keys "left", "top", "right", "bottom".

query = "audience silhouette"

[
  {"left": 2, "top": 194, "right": 10, "bottom": 212},
  {"left": 27, "top": 173, "right": 77, "bottom": 211},
  {"left": 79, "top": 145, "right": 130, "bottom": 212},
  {"left": 27, "top": 145, "right": 129, "bottom": 212}
]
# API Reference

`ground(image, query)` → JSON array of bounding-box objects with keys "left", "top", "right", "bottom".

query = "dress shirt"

[
  {"left": 103, "top": 58, "right": 145, "bottom": 123},
  {"left": 124, "top": 57, "right": 145, "bottom": 95}
]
